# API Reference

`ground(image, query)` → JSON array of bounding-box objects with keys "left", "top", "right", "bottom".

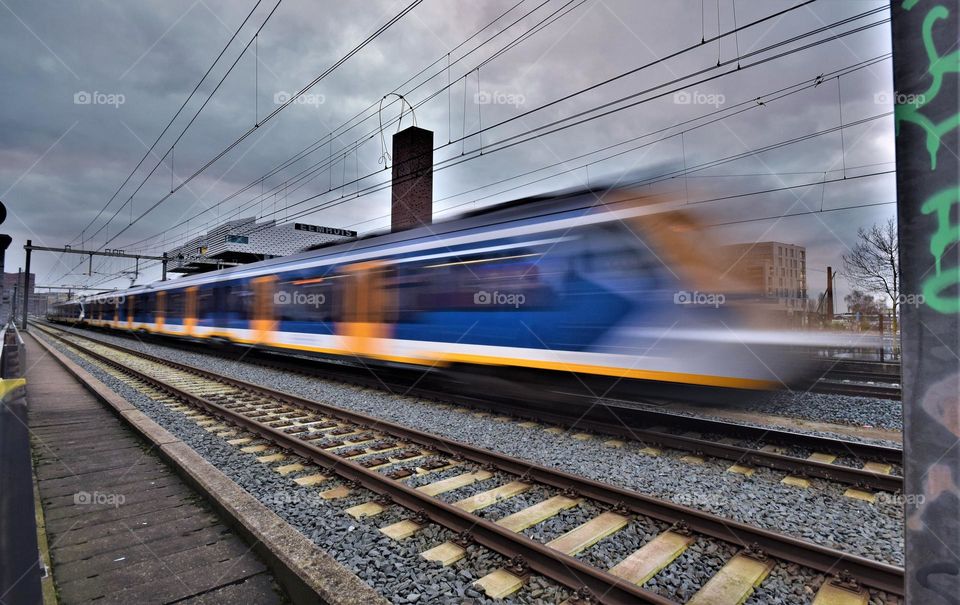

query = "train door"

[
  {"left": 251, "top": 276, "right": 277, "bottom": 344},
  {"left": 156, "top": 291, "right": 166, "bottom": 332},
  {"left": 185, "top": 287, "right": 198, "bottom": 336},
  {"left": 338, "top": 261, "right": 392, "bottom": 357},
  {"left": 127, "top": 296, "right": 135, "bottom": 329},
  {"left": 112, "top": 299, "right": 120, "bottom": 328}
]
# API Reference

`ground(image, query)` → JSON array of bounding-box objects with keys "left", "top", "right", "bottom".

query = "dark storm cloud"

[{"left": 0, "top": 0, "right": 894, "bottom": 303}]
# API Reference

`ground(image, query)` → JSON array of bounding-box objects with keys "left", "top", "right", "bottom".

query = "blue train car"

[{"left": 50, "top": 189, "right": 806, "bottom": 392}]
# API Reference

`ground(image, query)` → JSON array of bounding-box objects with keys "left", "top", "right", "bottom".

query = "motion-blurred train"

[{"left": 50, "top": 187, "right": 813, "bottom": 397}]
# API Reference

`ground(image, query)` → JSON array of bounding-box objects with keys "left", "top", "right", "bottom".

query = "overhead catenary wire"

[
  {"left": 65, "top": 0, "right": 268, "bottom": 247},
  {"left": 69, "top": 0, "right": 557, "bottom": 276},
  {"left": 82, "top": 0, "right": 423, "bottom": 253},
  {"left": 208, "top": 18, "right": 893, "bottom": 236},
  {"left": 120, "top": 0, "right": 862, "bottom": 256},
  {"left": 77, "top": 4, "right": 895, "bottom": 288}
]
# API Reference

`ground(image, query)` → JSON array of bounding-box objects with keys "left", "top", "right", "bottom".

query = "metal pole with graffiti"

[{"left": 891, "top": 0, "right": 959, "bottom": 602}]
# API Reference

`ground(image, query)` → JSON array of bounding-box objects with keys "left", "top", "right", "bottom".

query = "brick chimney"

[{"left": 390, "top": 126, "right": 433, "bottom": 232}]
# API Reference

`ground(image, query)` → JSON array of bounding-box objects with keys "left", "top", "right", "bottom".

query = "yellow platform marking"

[
  {"left": 416, "top": 471, "right": 493, "bottom": 497},
  {"left": 474, "top": 569, "right": 524, "bottom": 599},
  {"left": 609, "top": 531, "right": 694, "bottom": 585},
  {"left": 294, "top": 474, "right": 328, "bottom": 487},
  {"left": 227, "top": 438, "right": 253, "bottom": 445},
  {"left": 420, "top": 541, "right": 466, "bottom": 566},
  {"left": 813, "top": 581, "right": 869, "bottom": 605},
  {"left": 544, "top": 427, "right": 564, "bottom": 435},
  {"left": 681, "top": 455, "right": 705, "bottom": 464},
  {"left": 808, "top": 452, "right": 838, "bottom": 464},
  {"left": 496, "top": 495, "right": 582, "bottom": 532},
  {"left": 454, "top": 481, "right": 531, "bottom": 513},
  {"left": 240, "top": 444, "right": 268, "bottom": 453},
  {"left": 760, "top": 445, "right": 786, "bottom": 454},
  {"left": 603, "top": 439, "right": 625, "bottom": 448},
  {"left": 0, "top": 377, "right": 27, "bottom": 399},
  {"left": 640, "top": 447, "right": 662, "bottom": 457},
  {"left": 727, "top": 464, "right": 755, "bottom": 477},
  {"left": 844, "top": 488, "right": 876, "bottom": 503},
  {"left": 319, "top": 485, "right": 351, "bottom": 500},
  {"left": 687, "top": 554, "right": 773, "bottom": 605},
  {"left": 257, "top": 453, "right": 286, "bottom": 464},
  {"left": 379, "top": 519, "right": 422, "bottom": 540},
  {"left": 863, "top": 462, "right": 893, "bottom": 475},
  {"left": 546, "top": 512, "right": 629, "bottom": 555},
  {"left": 345, "top": 502, "right": 385, "bottom": 519},
  {"left": 275, "top": 463, "right": 304, "bottom": 475},
  {"left": 572, "top": 433, "right": 592, "bottom": 441},
  {"left": 781, "top": 475, "right": 811, "bottom": 488},
  {"left": 517, "top": 421, "right": 539, "bottom": 429}
]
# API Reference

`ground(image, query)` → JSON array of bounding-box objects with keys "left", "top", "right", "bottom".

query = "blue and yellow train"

[{"left": 50, "top": 188, "right": 809, "bottom": 395}]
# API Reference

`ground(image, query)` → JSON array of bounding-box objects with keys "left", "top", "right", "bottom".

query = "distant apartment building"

[
  {"left": 1, "top": 271, "right": 38, "bottom": 320},
  {"left": 721, "top": 242, "right": 809, "bottom": 312}
]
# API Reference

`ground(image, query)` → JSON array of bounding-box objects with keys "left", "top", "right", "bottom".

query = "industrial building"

[{"left": 165, "top": 217, "right": 356, "bottom": 275}]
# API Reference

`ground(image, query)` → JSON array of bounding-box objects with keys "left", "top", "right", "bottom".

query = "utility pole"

[
  {"left": 891, "top": 2, "right": 959, "bottom": 602},
  {"left": 0, "top": 234, "right": 10, "bottom": 324},
  {"left": 825, "top": 266, "right": 834, "bottom": 322},
  {"left": 21, "top": 239, "right": 31, "bottom": 330}
]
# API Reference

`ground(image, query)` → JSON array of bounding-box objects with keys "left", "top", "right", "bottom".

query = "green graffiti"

[
  {"left": 894, "top": 4, "right": 960, "bottom": 170},
  {"left": 920, "top": 187, "right": 960, "bottom": 313}
]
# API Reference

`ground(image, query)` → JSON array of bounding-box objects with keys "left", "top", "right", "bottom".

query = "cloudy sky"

[{"left": 0, "top": 0, "right": 895, "bottom": 304}]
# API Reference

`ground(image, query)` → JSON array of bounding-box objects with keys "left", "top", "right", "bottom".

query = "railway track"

[
  {"left": 810, "top": 380, "right": 901, "bottom": 399},
  {"left": 36, "top": 323, "right": 903, "bottom": 604},
  {"left": 35, "top": 321, "right": 903, "bottom": 493},
  {"left": 812, "top": 361, "right": 902, "bottom": 399}
]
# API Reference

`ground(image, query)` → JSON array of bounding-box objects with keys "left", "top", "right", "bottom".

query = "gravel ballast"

[{"left": 38, "top": 326, "right": 905, "bottom": 600}]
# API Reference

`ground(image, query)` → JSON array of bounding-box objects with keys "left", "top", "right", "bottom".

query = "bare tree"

[
  {"left": 842, "top": 217, "right": 899, "bottom": 324},
  {"left": 845, "top": 289, "right": 883, "bottom": 316}
]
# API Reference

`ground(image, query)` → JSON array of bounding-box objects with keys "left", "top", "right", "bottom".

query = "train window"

[
  {"left": 224, "top": 283, "right": 253, "bottom": 319},
  {"left": 166, "top": 290, "right": 186, "bottom": 323},
  {"left": 415, "top": 249, "right": 554, "bottom": 311},
  {"left": 198, "top": 289, "right": 216, "bottom": 319},
  {"left": 139, "top": 293, "right": 156, "bottom": 323},
  {"left": 276, "top": 275, "right": 335, "bottom": 323}
]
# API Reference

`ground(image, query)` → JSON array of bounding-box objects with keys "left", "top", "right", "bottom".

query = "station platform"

[{"left": 23, "top": 332, "right": 285, "bottom": 604}]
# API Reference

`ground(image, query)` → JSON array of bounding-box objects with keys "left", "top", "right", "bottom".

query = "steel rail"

[
  {"left": 39, "top": 324, "right": 905, "bottom": 596},
  {"left": 36, "top": 321, "right": 903, "bottom": 487}
]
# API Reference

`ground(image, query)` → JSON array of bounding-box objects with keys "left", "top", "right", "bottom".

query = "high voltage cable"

[
  {"left": 83, "top": 0, "right": 423, "bottom": 252},
  {"left": 220, "top": 18, "right": 892, "bottom": 236},
  {"left": 303, "top": 55, "right": 891, "bottom": 230},
  {"left": 74, "top": 5, "right": 894, "bottom": 287},
  {"left": 59, "top": 0, "right": 551, "bottom": 283},
  {"left": 106, "top": 0, "right": 590, "bottom": 254},
  {"left": 122, "top": 0, "right": 864, "bottom": 254},
  {"left": 68, "top": 0, "right": 271, "bottom": 248}
]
